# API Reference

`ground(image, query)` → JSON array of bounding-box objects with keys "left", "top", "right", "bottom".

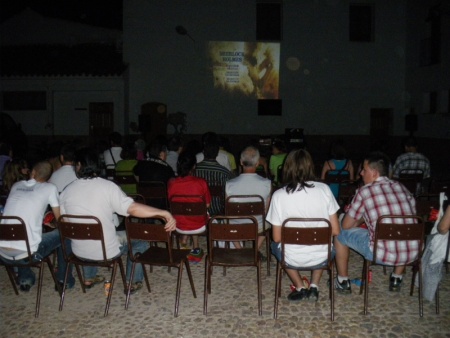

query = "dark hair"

[
  {"left": 60, "top": 144, "right": 77, "bottom": 162},
  {"left": 147, "top": 137, "right": 168, "bottom": 157},
  {"left": 177, "top": 151, "right": 196, "bottom": 177},
  {"left": 120, "top": 142, "right": 137, "bottom": 160},
  {"left": 75, "top": 147, "right": 100, "bottom": 179},
  {"left": 282, "top": 149, "right": 316, "bottom": 194},
  {"left": 403, "top": 136, "right": 418, "bottom": 149},
  {"left": 203, "top": 141, "right": 219, "bottom": 159},
  {"left": 330, "top": 140, "right": 347, "bottom": 160},
  {"left": 364, "top": 151, "right": 390, "bottom": 177},
  {"left": 272, "top": 139, "right": 286, "bottom": 153},
  {"left": 109, "top": 132, "right": 122, "bottom": 146},
  {"left": 168, "top": 136, "right": 182, "bottom": 152}
]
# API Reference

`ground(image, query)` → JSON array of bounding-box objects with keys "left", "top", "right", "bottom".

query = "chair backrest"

[
  {"left": 0, "top": 215, "right": 33, "bottom": 261},
  {"left": 372, "top": 215, "right": 424, "bottom": 263},
  {"left": 399, "top": 169, "right": 424, "bottom": 180},
  {"left": 114, "top": 173, "right": 136, "bottom": 185},
  {"left": 324, "top": 170, "right": 350, "bottom": 184},
  {"left": 57, "top": 214, "right": 108, "bottom": 262},
  {"left": 169, "top": 195, "right": 208, "bottom": 217},
  {"left": 137, "top": 181, "right": 168, "bottom": 210},
  {"left": 127, "top": 193, "right": 147, "bottom": 205},
  {"left": 280, "top": 218, "right": 332, "bottom": 264},
  {"left": 225, "top": 195, "right": 266, "bottom": 231},
  {"left": 208, "top": 215, "right": 259, "bottom": 260},
  {"left": 125, "top": 216, "right": 174, "bottom": 261}
]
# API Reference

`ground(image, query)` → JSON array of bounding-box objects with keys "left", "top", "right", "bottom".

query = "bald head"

[{"left": 32, "top": 161, "right": 53, "bottom": 182}]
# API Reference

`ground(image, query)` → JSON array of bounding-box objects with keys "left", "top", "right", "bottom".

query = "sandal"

[
  {"left": 84, "top": 275, "right": 105, "bottom": 289},
  {"left": 124, "top": 282, "right": 143, "bottom": 295}
]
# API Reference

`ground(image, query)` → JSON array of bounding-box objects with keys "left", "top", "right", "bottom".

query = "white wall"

[{"left": 123, "top": 0, "right": 410, "bottom": 136}]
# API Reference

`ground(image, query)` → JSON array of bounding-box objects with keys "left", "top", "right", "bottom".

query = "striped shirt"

[
  {"left": 347, "top": 176, "right": 418, "bottom": 265},
  {"left": 194, "top": 160, "right": 232, "bottom": 216}
]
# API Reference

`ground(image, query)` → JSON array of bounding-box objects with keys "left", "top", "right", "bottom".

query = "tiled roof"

[{"left": 0, "top": 44, "right": 126, "bottom": 77}]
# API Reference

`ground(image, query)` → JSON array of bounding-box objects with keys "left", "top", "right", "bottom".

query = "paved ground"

[{"left": 1, "top": 247, "right": 449, "bottom": 338}]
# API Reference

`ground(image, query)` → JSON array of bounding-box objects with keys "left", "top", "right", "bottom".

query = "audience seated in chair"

[
  {"left": 267, "top": 149, "right": 340, "bottom": 302},
  {"left": 268, "top": 139, "right": 287, "bottom": 187},
  {"left": 114, "top": 142, "right": 138, "bottom": 194},
  {"left": 48, "top": 144, "right": 78, "bottom": 194}
]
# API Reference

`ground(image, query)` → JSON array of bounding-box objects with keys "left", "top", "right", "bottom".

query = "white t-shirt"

[
  {"left": 196, "top": 150, "right": 231, "bottom": 171},
  {"left": 103, "top": 147, "right": 123, "bottom": 169},
  {"left": 0, "top": 179, "right": 59, "bottom": 253},
  {"left": 60, "top": 177, "right": 133, "bottom": 260},
  {"left": 225, "top": 173, "right": 272, "bottom": 230},
  {"left": 266, "top": 181, "right": 339, "bottom": 267},
  {"left": 48, "top": 165, "right": 78, "bottom": 193}
]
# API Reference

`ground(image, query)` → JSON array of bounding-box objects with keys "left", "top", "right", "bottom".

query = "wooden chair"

[
  {"left": 137, "top": 181, "right": 169, "bottom": 210},
  {"left": 0, "top": 215, "right": 61, "bottom": 317},
  {"left": 58, "top": 214, "right": 127, "bottom": 317},
  {"left": 398, "top": 169, "right": 424, "bottom": 196},
  {"left": 225, "top": 194, "right": 271, "bottom": 276},
  {"left": 359, "top": 215, "right": 425, "bottom": 316},
  {"left": 273, "top": 218, "right": 334, "bottom": 321},
  {"left": 169, "top": 195, "right": 209, "bottom": 249},
  {"left": 324, "top": 170, "right": 351, "bottom": 204},
  {"left": 204, "top": 215, "right": 262, "bottom": 316},
  {"left": 124, "top": 216, "right": 196, "bottom": 317}
]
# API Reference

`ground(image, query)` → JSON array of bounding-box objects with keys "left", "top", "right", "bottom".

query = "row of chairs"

[{"left": 3, "top": 212, "right": 447, "bottom": 320}]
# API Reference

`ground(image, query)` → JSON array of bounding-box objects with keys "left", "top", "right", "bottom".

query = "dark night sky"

[{"left": 0, "top": 0, "right": 122, "bottom": 29}]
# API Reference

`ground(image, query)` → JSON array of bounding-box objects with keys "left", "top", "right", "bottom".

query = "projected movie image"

[{"left": 208, "top": 41, "right": 280, "bottom": 99}]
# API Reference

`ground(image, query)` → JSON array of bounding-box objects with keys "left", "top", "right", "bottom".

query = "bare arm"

[
  {"left": 51, "top": 206, "right": 61, "bottom": 223},
  {"left": 329, "top": 212, "right": 340, "bottom": 236},
  {"left": 127, "top": 202, "right": 176, "bottom": 232},
  {"left": 342, "top": 213, "right": 362, "bottom": 230},
  {"left": 348, "top": 160, "right": 355, "bottom": 181},
  {"left": 438, "top": 205, "right": 450, "bottom": 235},
  {"left": 320, "top": 161, "right": 328, "bottom": 180}
]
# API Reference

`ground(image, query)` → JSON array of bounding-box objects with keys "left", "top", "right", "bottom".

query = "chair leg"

[
  {"left": 174, "top": 263, "right": 184, "bottom": 317},
  {"left": 184, "top": 260, "right": 197, "bottom": 298},
  {"left": 35, "top": 263, "right": 45, "bottom": 318},
  {"left": 273, "top": 262, "right": 282, "bottom": 319},
  {"left": 125, "top": 262, "right": 137, "bottom": 310},
  {"left": 266, "top": 231, "right": 271, "bottom": 276},
  {"left": 330, "top": 265, "right": 335, "bottom": 322},
  {"left": 142, "top": 264, "right": 151, "bottom": 293},
  {"left": 4, "top": 266, "right": 19, "bottom": 295},
  {"left": 104, "top": 261, "right": 118, "bottom": 317},
  {"left": 75, "top": 264, "right": 86, "bottom": 293},
  {"left": 257, "top": 261, "right": 262, "bottom": 316},
  {"left": 418, "top": 263, "right": 423, "bottom": 317},
  {"left": 435, "top": 282, "right": 440, "bottom": 314},
  {"left": 59, "top": 264, "right": 72, "bottom": 312},
  {"left": 363, "top": 260, "right": 370, "bottom": 315},
  {"left": 203, "top": 257, "right": 209, "bottom": 315}
]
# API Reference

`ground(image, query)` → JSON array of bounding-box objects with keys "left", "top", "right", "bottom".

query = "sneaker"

[
  {"left": 19, "top": 284, "right": 32, "bottom": 292},
  {"left": 389, "top": 274, "right": 402, "bottom": 292},
  {"left": 287, "top": 288, "right": 308, "bottom": 302},
  {"left": 334, "top": 277, "right": 352, "bottom": 294},
  {"left": 307, "top": 287, "right": 319, "bottom": 301},
  {"left": 187, "top": 248, "right": 204, "bottom": 262}
]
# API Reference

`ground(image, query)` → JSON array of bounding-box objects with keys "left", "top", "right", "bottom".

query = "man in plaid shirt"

[
  {"left": 392, "top": 137, "right": 430, "bottom": 179},
  {"left": 334, "top": 152, "right": 417, "bottom": 294}
]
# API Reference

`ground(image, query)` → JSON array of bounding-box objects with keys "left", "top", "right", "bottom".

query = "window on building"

[
  {"left": 349, "top": 4, "right": 374, "bottom": 42},
  {"left": 2, "top": 91, "right": 47, "bottom": 110}
]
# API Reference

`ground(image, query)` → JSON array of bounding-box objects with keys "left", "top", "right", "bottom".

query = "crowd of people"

[{"left": 0, "top": 131, "right": 447, "bottom": 308}]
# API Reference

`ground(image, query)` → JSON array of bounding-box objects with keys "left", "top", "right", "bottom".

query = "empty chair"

[
  {"left": 273, "top": 218, "right": 335, "bottom": 321},
  {"left": 204, "top": 215, "right": 261, "bottom": 316},
  {"left": 58, "top": 214, "right": 127, "bottom": 317},
  {"left": 124, "top": 216, "right": 197, "bottom": 317},
  {"left": 225, "top": 194, "right": 271, "bottom": 276},
  {"left": 0, "top": 215, "right": 61, "bottom": 317},
  {"left": 359, "top": 215, "right": 425, "bottom": 316}
]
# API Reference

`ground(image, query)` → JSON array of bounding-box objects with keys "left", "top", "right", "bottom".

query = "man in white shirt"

[
  {"left": 49, "top": 144, "right": 78, "bottom": 193},
  {"left": 102, "top": 132, "right": 123, "bottom": 176},
  {"left": 0, "top": 161, "right": 74, "bottom": 291}
]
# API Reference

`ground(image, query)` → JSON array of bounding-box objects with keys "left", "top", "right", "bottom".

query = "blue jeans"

[
  {"left": 83, "top": 234, "right": 149, "bottom": 284},
  {"left": 0, "top": 229, "right": 75, "bottom": 287},
  {"left": 270, "top": 241, "right": 334, "bottom": 269},
  {"left": 337, "top": 227, "right": 380, "bottom": 263}
]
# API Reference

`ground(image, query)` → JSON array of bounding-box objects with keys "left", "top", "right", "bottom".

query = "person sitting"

[
  {"left": 267, "top": 149, "right": 340, "bottom": 301},
  {"left": 167, "top": 151, "right": 211, "bottom": 262},
  {"left": 196, "top": 132, "right": 232, "bottom": 171},
  {"left": 320, "top": 140, "right": 354, "bottom": 200},
  {"left": 1, "top": 158, "right": 29, "bottom": 195},
  {"left": 334, "top": 151, "right": 416, "bottom": 294},
  {"left": 102, "top": 132, "right": 123, "bottom": 178},
  {"left": 48, "top": 144, "right": 78, "bottom": 193},
  {"left": 0, "top": 161, "right": 75, "bottom": 291},
  {"left": 269, "top": 139, "right": 287, "bottom": 186},
  {"left": 225, "top": 145, "right": 272, "bottom": 249},
  {"left": 219, "top": 136, "right": 237, "bottom": 175},
  {"left": 59, "top": 148, "right": 176, "bottom": 294},
  {"left": 194, "top": 134, "right": 233, "bottom": 216},
  {"left": 166, "top": 136, "right": 183, "bottom": 175},
  {"left": 114, "top": 142, "right": 138, "bottom": 194}
]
